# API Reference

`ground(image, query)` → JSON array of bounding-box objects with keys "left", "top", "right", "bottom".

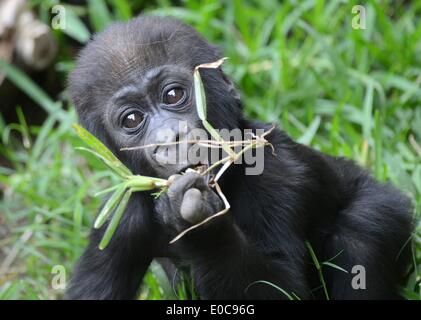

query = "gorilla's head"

[{"left": 69, "top": 16, "right": 242, "bottom": 178}]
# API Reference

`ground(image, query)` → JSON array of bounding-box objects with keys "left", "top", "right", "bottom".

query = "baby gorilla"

[{"left": 67, "top": 16, "right": 413, "bottom": 300}]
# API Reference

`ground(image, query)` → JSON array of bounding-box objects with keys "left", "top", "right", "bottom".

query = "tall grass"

[{"left": 0, "top": 0, "right": 420, "bottom": 299}]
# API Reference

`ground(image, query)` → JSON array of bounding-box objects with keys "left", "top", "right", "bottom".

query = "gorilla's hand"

[{"left": 155, "top": 172, "right": 224, "bottom": 236}]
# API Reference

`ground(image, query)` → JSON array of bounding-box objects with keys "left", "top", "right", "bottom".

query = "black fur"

[{"left": 67, "top": 16, "right": 413, "bottom": 300}]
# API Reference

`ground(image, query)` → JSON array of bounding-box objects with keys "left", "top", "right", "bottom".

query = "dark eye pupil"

[
  {"left": 123, "top": 112, "right": 143, "bottom": 129},
  {"left": 165, "top": 88, "right": 184, "bottom": 104}
]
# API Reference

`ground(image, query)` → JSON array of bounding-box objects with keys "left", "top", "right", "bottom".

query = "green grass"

[{"left": 0, "top": 0, "right": 420, "bottom": 299}]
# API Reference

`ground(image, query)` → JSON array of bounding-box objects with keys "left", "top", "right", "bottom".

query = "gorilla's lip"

[
  {"left": 177, "top": 162, "right": 209, "bottom": 174},
  {"left": 178, "top": 163, "right": 213, "bottom": 184}
]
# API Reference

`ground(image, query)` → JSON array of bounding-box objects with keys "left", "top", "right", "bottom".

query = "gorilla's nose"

[
  {"left": 151, "top": 130, "right": 182, "bottom": 155},
  {"left": 154, "top": 131, "right": 182, "bottom": 148},
  {"left": 150, "top": 126, "right": 190, "bottom": 166}
]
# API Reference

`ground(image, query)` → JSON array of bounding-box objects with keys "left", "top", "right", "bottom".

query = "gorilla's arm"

[
  {"left": 156, "top": 173, "right": 311, "bottom": 299},
  {"left": 67, "top": 194, "right": 159, "bottom": 299}
]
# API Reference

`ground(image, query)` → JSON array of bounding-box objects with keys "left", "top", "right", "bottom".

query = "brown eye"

[
  {"left": 164, "top": 87, "right": 185, "bottom": 105},
  {"left": 122, "top": 111, "right": 144, "bottom": 129}
]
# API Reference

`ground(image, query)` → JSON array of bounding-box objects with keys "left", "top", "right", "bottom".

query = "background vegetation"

[{"left": 0, "top": 0, "right": 420, "bottom": 299}]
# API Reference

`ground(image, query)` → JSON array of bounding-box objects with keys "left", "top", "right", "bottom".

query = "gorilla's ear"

[{"left": 221, "top": 71, "right": 241, "bottom": 102}]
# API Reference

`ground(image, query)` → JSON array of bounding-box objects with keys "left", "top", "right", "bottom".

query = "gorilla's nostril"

[{"left": 152, "top": 145, "right": 159, "bottom": 156}]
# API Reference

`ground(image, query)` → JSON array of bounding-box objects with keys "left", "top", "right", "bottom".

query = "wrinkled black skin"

[{"left": 67, "top": 16, "right": 413, "bottom": 300}]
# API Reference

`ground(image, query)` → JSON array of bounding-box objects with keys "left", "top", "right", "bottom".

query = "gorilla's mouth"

[
  {"left": 176, "top": 162, "right": 213, "bottom": 184},
  {"left": 178, "top": 162, "right": 209, "bottom": 175}
]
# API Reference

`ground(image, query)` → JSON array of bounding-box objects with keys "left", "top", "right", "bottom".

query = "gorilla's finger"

[
  {"left": 180, "top": 188, "right": 207, "bottom": 224},
  {"left": 205, "top": 191, "right": 224, "bottom": 212},
  {"left": 168, "top": 172, "right": 207, "bottom": 197},
  {"left": 167, "top": 174, "right": 181, "bottom": 185}
]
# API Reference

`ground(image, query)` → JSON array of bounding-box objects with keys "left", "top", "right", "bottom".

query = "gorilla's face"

[
  {"left": 69, "top": 16, "right": 242, "bottom": 178},
  {"left": 104, "top": 64, "right": 207, "bottom": 178}
]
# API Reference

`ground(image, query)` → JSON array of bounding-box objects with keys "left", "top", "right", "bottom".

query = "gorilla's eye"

[
  {"left": 163, "top": 87, "right": 185, "bottom": 105},
  {"left": 122, "top": 111, "right": 144, "bottom": 130}
]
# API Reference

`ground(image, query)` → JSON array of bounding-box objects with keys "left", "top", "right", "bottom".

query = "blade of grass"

[
  {"left": 62, "top": 6, "right": 91, "bottom": 43},
  {"left": 322, "top": 262, "right": 348, "bottom": 273},
  {"left": 245, "top": 280, "right": 295, "bottom": 300},
  {"left": 374, "top": 110, "right": 384, "bottom": 180},
  {"left": 75, "top": 147, "right": 131, "bottom": 179},
  {"left": 88, "top": 0, "right": 112, "bottom": 32},
  {"left": 94, "top": 184, "right": 127, "bottom": 229},
  {"left": 73, "top": 124, "right": 132, "bottom": 177},
  {"left": 297, "top": 115, "right": 321, "bottom": 145},
  {"left": 362, "top": 83, "right": 374, "bottom": 141},
  {"left": 111, "top": 0, "right": 133, "bottom": 21},
  {"left": 306, "top": 240, "right": 329, "bottom": 300},
  {"left": 99, "top": 189, "right": 132, "bottom": 250}
]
